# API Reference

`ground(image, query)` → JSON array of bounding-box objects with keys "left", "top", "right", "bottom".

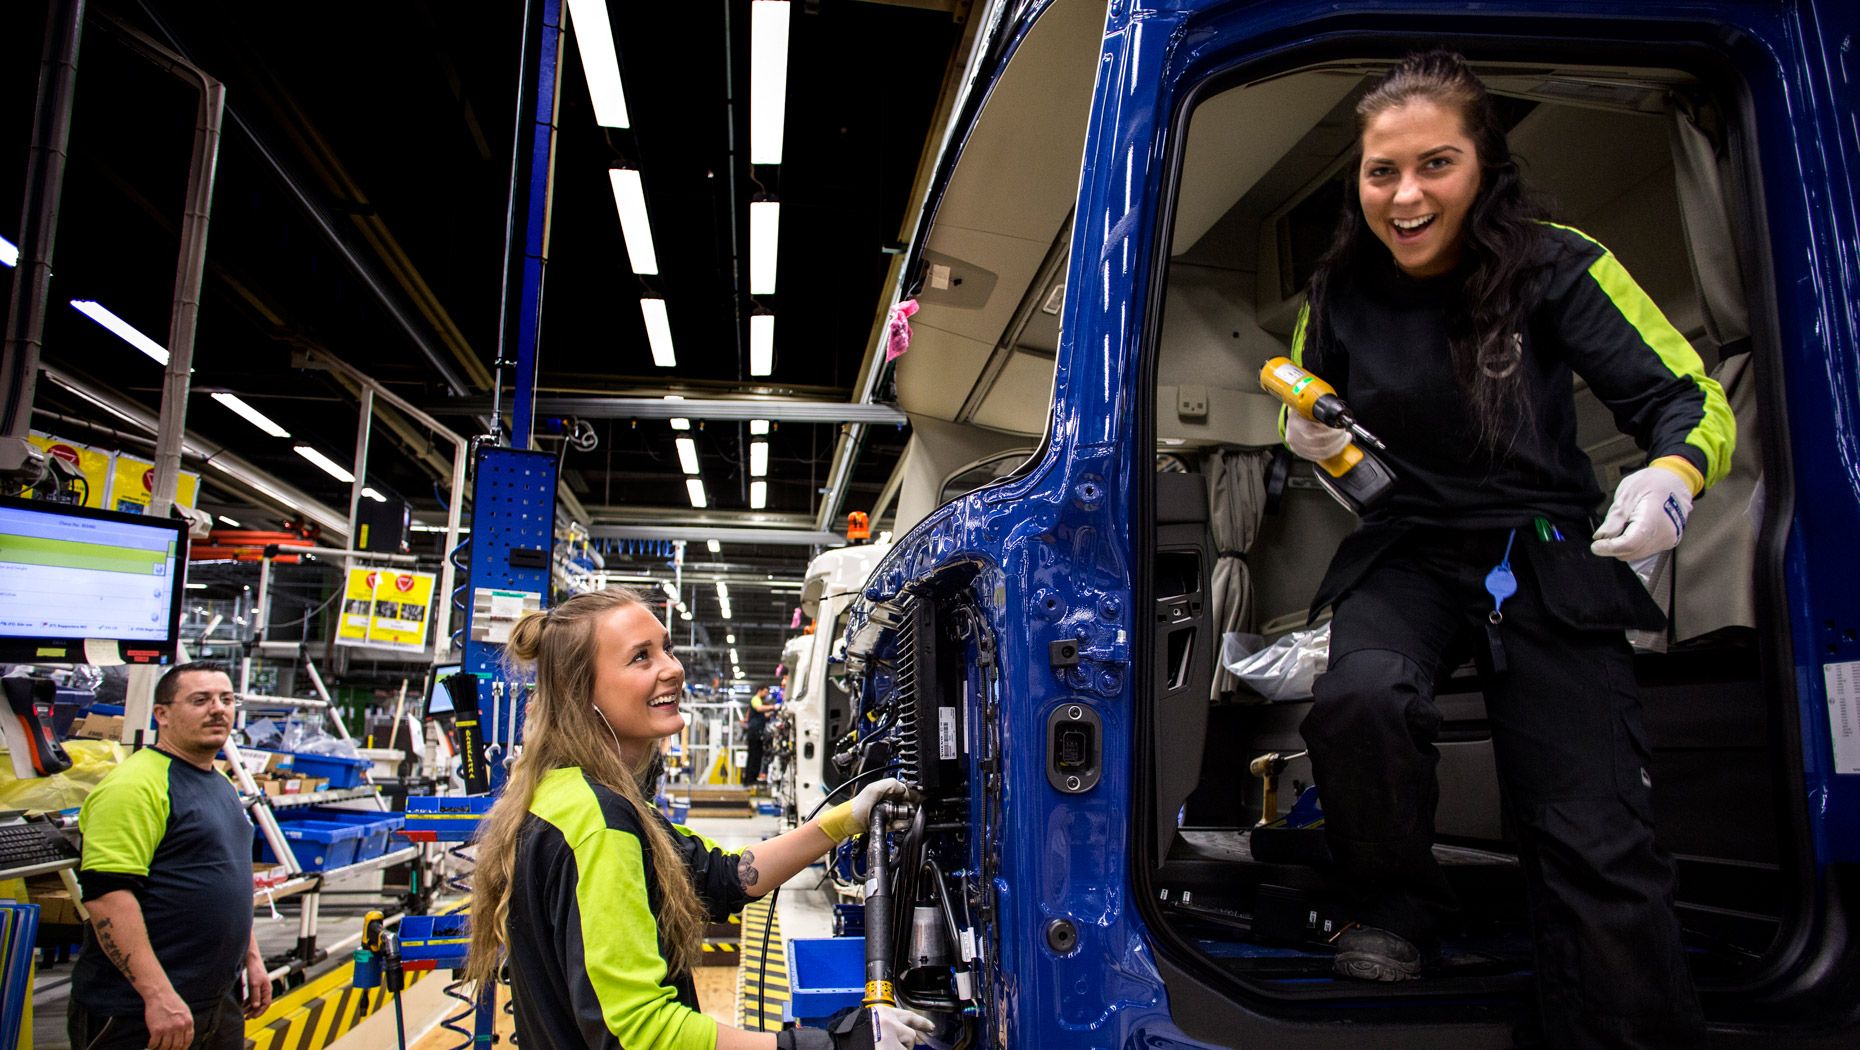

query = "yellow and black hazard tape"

[
  {"left": 736, "top": 896, "right": 790, "bottom": 1031},
  {"left": 242, "top": 962, "right": 435, "bottom": 1050},
  {"left": 243, "top": 901, "right": 467, "bottom": 1050}
]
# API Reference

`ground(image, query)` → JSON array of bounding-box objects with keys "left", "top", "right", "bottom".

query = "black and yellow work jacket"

[
  {"left": 506, "top": 766, "right": 753, "bottom": 1050},
  {"left": 1289, "top": 222, "right": 1736, "bottom": 616}
]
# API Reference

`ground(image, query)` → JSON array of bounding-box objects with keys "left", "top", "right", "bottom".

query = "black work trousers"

[
  {"left": 743, "top": 727, "right": 768, "bottom": 787},
  {"left": 1300, "top": 527, "right": 1704, "bottom": 1049},
  {"left": 68, "top": 985, "right": 245, "bottom": 1050}
]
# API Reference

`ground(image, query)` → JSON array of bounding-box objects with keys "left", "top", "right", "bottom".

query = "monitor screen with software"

[
  {"left": 426, "top": 664, "right": 462, "bottom": 717},
  {"left": 0, "top": 495, "right": 187, "bottom": 664}
]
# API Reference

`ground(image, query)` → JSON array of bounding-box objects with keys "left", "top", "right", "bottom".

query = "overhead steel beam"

[
  {"left": 430, "top": 396, "right": 907, "bottom": 424},
  {"left": 589, "top": 523, "right": 846, "bottom": 547},
  {"left": 40, "top": 364, "right": 350, "bottom": 541}
]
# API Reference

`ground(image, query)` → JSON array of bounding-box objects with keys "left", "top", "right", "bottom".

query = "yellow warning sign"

[{"left": 335, "top": 566, "right": 436, "bottom": 651}]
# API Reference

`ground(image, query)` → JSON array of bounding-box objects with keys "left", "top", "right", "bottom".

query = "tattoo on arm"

[
  {"left": 737, "top": 849, "right": 760, "bottom": 893},
  {"left": 94, "top": 917, "right": 135, "bottom": 978}
]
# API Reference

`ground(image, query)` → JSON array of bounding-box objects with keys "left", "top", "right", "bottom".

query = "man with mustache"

[{"left": 68, "top": 663, "right": 273, "bottom": 1050}]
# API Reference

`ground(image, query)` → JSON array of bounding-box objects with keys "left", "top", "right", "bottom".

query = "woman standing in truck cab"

[{"left": 1281, "top": 50, "right": 1733, "bottom": 1049}]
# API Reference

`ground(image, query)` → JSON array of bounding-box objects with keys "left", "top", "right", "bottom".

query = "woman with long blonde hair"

[{"left": 463, "top": 588, "right": 929, "bottom": 1049}]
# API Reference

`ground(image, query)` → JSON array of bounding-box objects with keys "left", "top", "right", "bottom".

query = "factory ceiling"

[{"left": 1, "top": 0, "right": 972, "bottom": 683}]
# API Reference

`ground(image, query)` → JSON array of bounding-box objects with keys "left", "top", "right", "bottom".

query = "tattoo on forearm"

[
  {"left": 737, "top": 849, "right": 760, "bottom": 892},
  {"left": 94, "top": 917, "right": 135, "bottom": 978}
]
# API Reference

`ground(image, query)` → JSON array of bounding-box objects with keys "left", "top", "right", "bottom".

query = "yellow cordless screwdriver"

[{"left": 1259, "top": 356, "right": 1397, "bottom": 513}]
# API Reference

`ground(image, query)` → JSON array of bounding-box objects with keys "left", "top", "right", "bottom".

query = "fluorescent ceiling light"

[
  {"left": 565, "top": 0, "right": 630, "bottom": 128},
  {"left": 750, "top": 480, "right": 768, "bottom": 509},
  {"left": 750, "top": 1, "right": 791, "bottom": 165},
  {"left": 749, "top": 419, "right": 770, "bottom": 436},
  {"left": 749, "top": 314, "right": 774, "bottom": 376},
  {"left": 608, "top": 168, "right": 659, "bottom": 275},
  {"left": 749, "top": 440, "right": 768, "bottom": 477},
  {"left": 685, "top": 478, "right": 708, "bottom": 509},
  {"left": 707, "top": 539, "right": 721, "bottom": 553},
  {"left": 729, "top": 647, "right": 741, "bottom": 665},
  {"left": 641, "top": 298, "right": 676, "bottom": 367},
  {"left": 681, "top": 610, "right": 694, "bottom": 620},
  {"left": 715, "top": 580, "right": 729, "bottom": 601},
  {"left": 665, "top": 395, "right": 690, "bottom": 430},
  {"left": 294, "top": 445, "right": 356, "bottom": 483},
  {"left": 361, "top": 487, "right": 387, "bottom": 503},
  {"left": 71, "top": 300, "right": 168, "bottom": 364},
  {"left": 726, "top": 633, "right": 736, "bottom": 644},
  {"left": 210, "top": 392, "right": 291, "bottom": 438},
  {"left": 720, "top": 603, "right": 733, "bottom": 620},
  {"left": 186, "top": 582, "right": 208, "bottom": 590},
  {"left": 734, "top": 668, "right": 745, "bottom": 678},
  {"left": 0, "top": 235, "right": 16, "bottom": 268},
  {"left": 675, "top": 437, "right": 700, "bottom": 475},
  {"left": 749, "top": 201, "right": 780, "bottom": 295},
  {"left": 217, "top": 515, "right": 241, "bottom": 528}
]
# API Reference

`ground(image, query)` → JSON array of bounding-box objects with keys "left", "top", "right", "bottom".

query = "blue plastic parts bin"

[
  {"left": 399, "top": 914, "right": 471, "bottom": 969},
  {"left": 288, "top": 753, "right": 372, "bottom": 789},
  {"left": 403, "top": 795, "right": 493, "bottom": 841},
  {"left": 785, "top": 937, "right": 865, "bottom": 1024},
  {"left": 260, "top": 818, "right": 364, "bottom": 872},
  {"left": 302, "top": 809, "right": 405, "bottom": 861}
]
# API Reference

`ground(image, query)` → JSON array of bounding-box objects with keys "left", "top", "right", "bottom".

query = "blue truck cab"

[{"left": 831, "top": 0, "right": 1860, "bottom": 1045}]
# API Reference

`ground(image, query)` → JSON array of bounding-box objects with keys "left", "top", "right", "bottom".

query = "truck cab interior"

[{"left": 878, "top": 0, "right": 1799, "bottom": 1030}]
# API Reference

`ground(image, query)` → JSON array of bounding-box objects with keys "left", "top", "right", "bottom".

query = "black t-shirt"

[
  {"left": 1295, "top": 222, "right": 1733, "bottom": 528},
  {"left": 74, "top": 747, "right": 255, "bottom": 1013}
]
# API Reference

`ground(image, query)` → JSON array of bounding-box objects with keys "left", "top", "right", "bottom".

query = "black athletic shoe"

[{"left": 1332, "top": 925, "right": 1425, "bottom": 982}]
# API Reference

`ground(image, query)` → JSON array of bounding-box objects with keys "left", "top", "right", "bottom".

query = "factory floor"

[{"left": 28, "top": 812, "right": 835, "bottom": 1049}]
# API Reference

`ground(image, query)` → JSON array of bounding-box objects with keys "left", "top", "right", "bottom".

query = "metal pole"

[
  {"left": 1, "top": 0, "right": 85, "bottom": 441},
  {"left": 348, "top": 387, "right": 374, "bottom": 540},
  {"left": 512, "top": 0, "right": 565, "bottom": 450},
  {"left": 433, "top": 441, "right": 467, "bottom": 662},
  {"left": 148, "top": 63, "right": 224, "bottom": 517}
]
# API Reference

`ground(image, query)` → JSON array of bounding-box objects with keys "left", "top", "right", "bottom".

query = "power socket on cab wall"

[{"left": 1177, "top": 384, "right": 1209, "bottom": 421}]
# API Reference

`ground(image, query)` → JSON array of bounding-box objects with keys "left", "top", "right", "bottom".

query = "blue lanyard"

[{"left": 1485, "top": 529, "right": 1519, "bottom": 625}]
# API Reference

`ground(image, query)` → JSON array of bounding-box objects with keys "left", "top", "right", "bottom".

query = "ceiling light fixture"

[
  {"left": 729, "top": 648, "right": 741, "bottom": 665},
  {"left": 685, "top": 478, "right": 708, "bottom": 509},
  {"left": 217, "top": 515, "right": 241, "bottom": 528},
  {"left": 361, "top": 487, "right": 387, "bottom": 503},
  {"left": 294, "top": 445, "right": 356, "bottom": 484},
  {"left": 715, "top": 581, "right": 730, "bottom": 601},
  {"left": 675, "top": 437, "right": 700, "bottom": 475},
  {"left": 749, "top": 440, "right": 768, "bottom": 477},
  {"left": 750, "top": 480, "right": 768, "bottom": 509},
  {"left": 750, "top": 419, "right": 770, "bottom": 436},
  {"left": 70, "top": 300, "right": 168, "bottom": 364},
  {"left": 726, "top": 633, "right": 736, "bottom": 644},
  {"left": 707, "top": 539, "right": 721, "bottom": 553},
  {"left": 749, "top": 313, "right": 775, "bottom": 376},
  {"left": 749, "top": 200, "right": 780, "bottom": 295},
  {"left": 0, "top": 235, "right": 17, "bottom": 267},
  {"left": 664, "top": 394, "right": 690, "bottom": 430},
  {"left": 565, "top": 0, "right": 630, "bottom": 128},
  {"left": 608, "top": 168, "right": 659, "bottom": 275},
  {"left": 210, "top": 392, "right": 291, "bottom": 438},
  {"left": 640, "top": 298, "right": 676, "bottom": 367},
  {"left": 750, "top": 1, "right": 791, "bottom": 165}
]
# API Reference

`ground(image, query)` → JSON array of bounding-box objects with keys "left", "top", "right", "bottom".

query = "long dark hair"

[{"left": 1305, "top": 50, "right": 1551, "bottom": 452}]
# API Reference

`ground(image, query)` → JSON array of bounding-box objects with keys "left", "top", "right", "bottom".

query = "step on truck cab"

[{"left": 830, "top": 0, "right": 1860, "bottom": 1046}]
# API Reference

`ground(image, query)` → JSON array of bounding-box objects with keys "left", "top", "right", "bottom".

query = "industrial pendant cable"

[{"left": 752, "top": 763, "right": 902, "bottom": 1032}]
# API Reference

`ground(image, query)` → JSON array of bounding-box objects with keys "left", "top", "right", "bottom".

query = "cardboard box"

[
  {"left": 299, "top": 776, "right": 327, "bottom": 793},
  {"left": 72, "top": 714, "right": 124, "bottom": 740},
  {"left": 279, "top": 776, "right": 303, "bottom": 795},
  {"left": 252, "top": 863, "right": 290, "bottom": 890},
  {"left": 30, "top": 888, "right": 82, "bottom": 925}
]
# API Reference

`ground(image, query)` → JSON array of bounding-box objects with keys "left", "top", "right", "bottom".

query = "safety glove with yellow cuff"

[
  {"left": 818, "top": 777, "right": 919, "bottom": 843},
  {"left": 776, "top": 1004, "right": 938, "bottom": 1050},
  {"left": 1590, "top": 457, "right": 1701, "bottom": 562}
]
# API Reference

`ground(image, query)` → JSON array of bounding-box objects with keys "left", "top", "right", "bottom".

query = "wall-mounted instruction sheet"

[
  {"left": 1826, "top": 660, "right": 1860, "bottom": 775},
  {"left": 337, "top": 567, "right": 436, "bottom": 651}
]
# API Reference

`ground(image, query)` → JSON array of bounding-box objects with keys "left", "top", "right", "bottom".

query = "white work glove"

[
  {"left": 1285, "top": 413, "right": 1351, "bottom": 463},
  {"left": 866, "top": 1004, "right": 936, "bottom": 1049},
  {"left": 818, "top": 777, "right": 919, "bottom": 843},
  {"left": 780, "top": 1004, "right": 937, "bottom": 1050},
  {"left": 1590, "top": 463, "right": 1694, "bottom": 561}
]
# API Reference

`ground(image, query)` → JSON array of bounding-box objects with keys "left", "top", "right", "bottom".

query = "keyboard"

[{"left": 0, "top": 818, "right": 81, "bottom": 879}]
